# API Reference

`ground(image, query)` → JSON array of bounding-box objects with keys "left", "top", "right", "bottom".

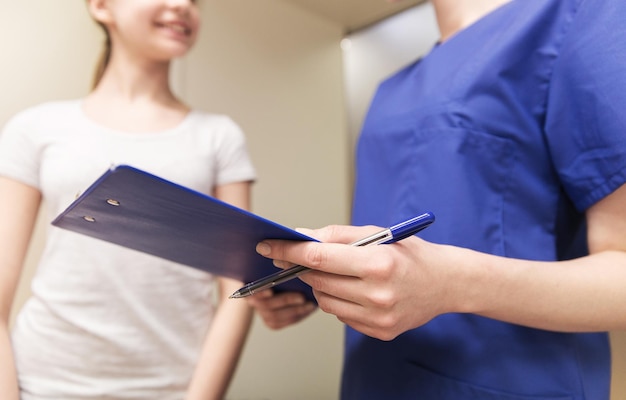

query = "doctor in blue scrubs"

[{"left": 249, "top": 0, "right": 626, "bottom": 398}]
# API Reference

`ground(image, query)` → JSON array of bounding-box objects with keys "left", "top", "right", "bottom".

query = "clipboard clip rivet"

[
  {"left": 83, "top": 216, "right": 96, "bottom": 222},
  {"left": 106, "top": 199, "right": 120, "bottom": 206}
]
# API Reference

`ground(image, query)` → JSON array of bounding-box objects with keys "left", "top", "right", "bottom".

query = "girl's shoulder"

[
  {"left": 7, "top": 99, "right": 83, "bottom": 127},
  {"left": 186, "top": 109, "right": 237, "bottom": 126},
  {"left": 185, "top": 110, "right": 245, "bottom": 136}
]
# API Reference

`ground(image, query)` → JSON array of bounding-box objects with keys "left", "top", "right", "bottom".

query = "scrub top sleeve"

[{"left": 544, "top": 0, "right": 626, "bottom": 212}]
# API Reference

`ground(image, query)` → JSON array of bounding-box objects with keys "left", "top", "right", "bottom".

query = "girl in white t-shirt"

[{"left": 0, "top": 1, "right": 255, "bottom": 399}]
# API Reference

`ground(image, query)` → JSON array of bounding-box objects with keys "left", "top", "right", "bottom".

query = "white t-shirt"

[{"left": 0, "top": 100, "right": 256, "bottom": 399}]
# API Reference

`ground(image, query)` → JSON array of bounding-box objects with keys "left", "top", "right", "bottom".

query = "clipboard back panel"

[{"left": 52, "top": 165, "right": 315, "bottom": 300}]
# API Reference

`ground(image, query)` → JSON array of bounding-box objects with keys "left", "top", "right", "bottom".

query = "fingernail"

[{"left": 256, "top": 242, "right": 271, "bottom": 256}]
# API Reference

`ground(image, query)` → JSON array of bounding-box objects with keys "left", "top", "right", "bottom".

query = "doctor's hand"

[{"left": 255, "top": 224, "right": 466, "bottom": 341}]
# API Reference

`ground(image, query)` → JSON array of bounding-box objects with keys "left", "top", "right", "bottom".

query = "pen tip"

[{"left": 229, "top": 292, "right": 241, "bottom": 299}]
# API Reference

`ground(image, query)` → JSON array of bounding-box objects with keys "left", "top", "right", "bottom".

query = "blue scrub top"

[{"left": 344, "top": 0, "right": 626, "bottom": 399}]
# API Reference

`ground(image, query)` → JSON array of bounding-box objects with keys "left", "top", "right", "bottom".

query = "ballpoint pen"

[{"left": 229, "top": 211, "right": 435, "bottom": 299}]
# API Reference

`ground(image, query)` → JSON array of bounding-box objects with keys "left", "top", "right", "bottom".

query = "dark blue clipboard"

[{"left": 52, "top": 165, "right": 316, "bottom": 301}]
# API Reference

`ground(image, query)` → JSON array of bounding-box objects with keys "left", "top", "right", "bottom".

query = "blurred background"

[{"left": 2, "top": 1, "right": 623, "bottom": 398}]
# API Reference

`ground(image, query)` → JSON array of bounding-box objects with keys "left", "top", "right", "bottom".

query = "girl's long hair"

[{"left": 92, "top": 22, "right": 111, "bottom": 90}]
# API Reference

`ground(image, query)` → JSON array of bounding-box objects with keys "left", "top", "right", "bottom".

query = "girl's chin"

[{"left": 152, "top": 43, "right": 195, "bottom": 60}]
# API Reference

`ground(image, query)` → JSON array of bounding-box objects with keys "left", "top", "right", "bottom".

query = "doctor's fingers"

[
  {"left": 297, "top": 224, "right": 384, "bottom": 245},
  {"left": 257, "top": 239, "right": 387, "bottom": 278},
  {"left": 313, "top": 286, "right": 434, "bottom": 341},
  {"left": 311, "top": 287, "right": 409, "bottom": 341},
  {"left": 302, "top": 262, "right": 405, "bottom": 314}
]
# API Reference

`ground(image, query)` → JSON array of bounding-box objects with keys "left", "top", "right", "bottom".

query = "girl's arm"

[
  {"left": 185, "top": 181, "right": 254, "bottom": 400},
  {"left": 0, "top": 177, "right": 42, "bottom": 400}
]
